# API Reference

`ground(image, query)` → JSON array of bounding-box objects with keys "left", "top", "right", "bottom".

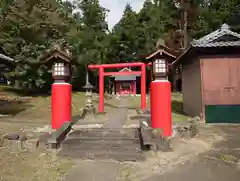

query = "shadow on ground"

[
  {"left": 0, "top": 99, "right": 32, "bottom": 116},
  {"left": 71, "top": 110, "right": 88, "bottom": 124},
  {"left": 1, "top": 86, "right": 51, "bottom": 97}
]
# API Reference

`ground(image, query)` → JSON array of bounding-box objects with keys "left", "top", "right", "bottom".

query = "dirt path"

[
  {"left": 64, "top": 160, "right": 122, "bottom": 181},
  {"left": 147, "top": 153, "right": 240, "bottom": 181},
  {"left": 145, "top": 125, "right": 240, "bottom": 181}
]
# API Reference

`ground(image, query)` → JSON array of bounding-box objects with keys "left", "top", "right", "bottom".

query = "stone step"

[
  {"left": 62, "top": 138, "right": 140, "bottom": 145},
  {"left": 66, "top": 136, "right": 139, "bottom": 141},
  {"left": 61, "top": 142, "right": 141, "bottom": 151},
  {"left": 58, "top": 148, "right": 145, "bottom": 162},
  {"left": 60, "top": 146, "right": 142, "bottom": 154},
  {"left": 57, "top": 128, "right": 145, "bottom": 162},
  {"left": 68, "top": 128, "right": 138, "bottom": 139}
]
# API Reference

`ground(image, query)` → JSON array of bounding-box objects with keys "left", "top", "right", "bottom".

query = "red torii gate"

[{"left": 88, "top": 62, "right": 147, "bottom": 113}]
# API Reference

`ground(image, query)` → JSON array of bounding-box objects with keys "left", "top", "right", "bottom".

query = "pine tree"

[
  {"left": 201, "top": 0, "right": 240, "bottom": 33},
  {"left": 68, "top": 0, "right": 109, "bottom": 87},
  {"left": 137, "top": 0, "right": 178, "bottom": 51},
  {"left": 0, "top": 0, "right": 72, "bottom": 89},
  {"left": 110, "top": 4, "right": 139, "bottom": 62}
]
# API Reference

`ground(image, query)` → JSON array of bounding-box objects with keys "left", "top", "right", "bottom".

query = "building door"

[
  {"left": 120, "top": 82, "right": 131, "bottom": 95},
  {"left": 202, "top": 58, "right": 240, "bottom": 123}
]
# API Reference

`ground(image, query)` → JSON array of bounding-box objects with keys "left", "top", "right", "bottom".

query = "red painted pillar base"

[
  {"left": 51, "top": 83, "right": 72, "bottom": 129},
  {"left": 150, "top": 80, "right": 172, "bottom": 137}
]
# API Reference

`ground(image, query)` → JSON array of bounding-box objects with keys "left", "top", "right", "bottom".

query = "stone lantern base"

[
  {"left": 83, "top": 91, "right": 96, "bottom": 114},
  {"left": 84, "top": 100, "right": 96, "bottom": 114}
]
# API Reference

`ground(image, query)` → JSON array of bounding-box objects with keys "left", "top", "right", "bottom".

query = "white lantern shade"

[
  {"left": 52, "top": 62, "right": 70, "bottom": 77},
  {"left": 155, "top": 59, "right": 166, "bottom": 73}
]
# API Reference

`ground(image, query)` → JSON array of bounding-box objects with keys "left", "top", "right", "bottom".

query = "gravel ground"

[{"left": 145, "top": 125, "right": 240, "bottom": 181}]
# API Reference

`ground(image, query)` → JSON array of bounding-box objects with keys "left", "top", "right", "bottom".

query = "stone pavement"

[{"left": 102, "top": 97, "right": 128, "bottom": 129}]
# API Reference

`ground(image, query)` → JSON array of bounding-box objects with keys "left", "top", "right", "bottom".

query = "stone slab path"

[{"left": 102, "top": 98, "right": 128, "bottom": 129}]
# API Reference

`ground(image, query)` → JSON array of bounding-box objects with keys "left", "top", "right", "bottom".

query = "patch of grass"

[
  {"left": 0, "top": 85, "right": 189, "bottom": 123},
  {"left": 220, "top": 154, "right": 238, "bottom": 163},
  {"left": 171, "top": 92, "right": 183, "bottom": 102},
  {"left": 172, "top": 112, "right": 189, "bottom": 122},
  {"left": 0, "top": 85, "right": 50, "bottom": 97},
  {"left": 0, "top": 97, "right": 31, "bottom": 115},
  {"left": 171, "top": 92, "right": 189, "bottom": 122},
  {"left": 15, "top": 92, "right": 86, "bottom": 122},
  {"left": 0, "top": 148, "right": 72, "bottom": 181},
  {"left": 0, "top": 85, "right": 86, "bottom": 123},
  {"left": 0, "top": 123, "right": 73, "bottom": 181},
  {"left": 72, "top": 92, "right": 86, "bottom": 115},
  {"left": 0, "top": 86, "right": 32, "bottom": 116}
]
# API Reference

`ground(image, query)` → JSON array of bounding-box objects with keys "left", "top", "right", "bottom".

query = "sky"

[
  {"left": 99, "top": 0, "right": 145, "bottom": 29},
  {"left": 67, "top": 0, "right": 145, "bottom": 29}
]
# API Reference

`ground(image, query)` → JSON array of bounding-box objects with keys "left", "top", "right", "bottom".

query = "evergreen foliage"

[{"left": 0, "top": 0, "right": 239, "bottom": 90}]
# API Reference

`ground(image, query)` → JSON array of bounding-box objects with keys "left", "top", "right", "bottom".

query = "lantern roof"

[
  {"left": 144, "top": 41, "right": 180, "bottom": 64},
  {"left": 83, "top": 82, "right": 94, "bottom": 89},
  {"left": 40, "top": 44, "right": 72, "bottom": 64},
  {"left": 146, "top": 45, "right": 177, "bottom": 60}
]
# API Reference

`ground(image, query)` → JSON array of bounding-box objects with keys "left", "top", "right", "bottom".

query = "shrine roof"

[{"left": 111, "top": 67, "right": 140, "bottom": 81}]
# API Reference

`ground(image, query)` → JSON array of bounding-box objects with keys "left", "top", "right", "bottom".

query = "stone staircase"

[{"left": 57, "top": 128, "right": 145, "bottom": 162}]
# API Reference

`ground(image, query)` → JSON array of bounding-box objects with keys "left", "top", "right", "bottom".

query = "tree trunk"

[{"left": 183, "top": 10, "right": 188, "bottom": 49}]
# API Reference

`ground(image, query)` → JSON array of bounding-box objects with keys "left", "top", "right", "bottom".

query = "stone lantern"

[{"left": 83, "top": 70, "right": 95, "bottom": 113}]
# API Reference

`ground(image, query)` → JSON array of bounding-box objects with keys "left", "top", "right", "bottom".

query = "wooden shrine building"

[
  {"left": 111, "top": 68, "right": 139, "bottom": 95},
  {"left": 173, "top": 23, "right": 240, "bottom": 123}
]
